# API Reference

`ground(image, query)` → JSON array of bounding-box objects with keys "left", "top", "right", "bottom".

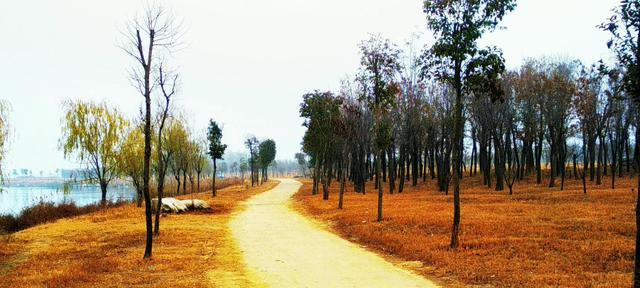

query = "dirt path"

[{"left": 230, "top": 179, "right": 439, "bottom": 288}]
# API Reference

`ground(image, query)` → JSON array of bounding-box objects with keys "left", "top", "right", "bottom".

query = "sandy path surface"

[{"left": 230, "top": 179, "right": 439, "bottom": 288}]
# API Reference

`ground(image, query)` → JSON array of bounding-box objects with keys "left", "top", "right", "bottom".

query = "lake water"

[{"left": 0, "top": 183, "right": 136, "bottom": 215}]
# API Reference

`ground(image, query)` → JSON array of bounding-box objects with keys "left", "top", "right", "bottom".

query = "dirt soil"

[{"left": 231, "top": 178, "right": 438, "bottom": 288}]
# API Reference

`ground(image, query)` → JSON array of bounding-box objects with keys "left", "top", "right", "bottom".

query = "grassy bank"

[
  {"left": 0, "top": 200, "right": 130, "bottom": 234},
  {"left": 293, "top": 175, "right": 636, "bottom": 287},
  {"left": 0, "top": 180, "right": 278, "bottom": 288},
  {"left": 0, "top": 178, "right": 245, "bottom": 235}
]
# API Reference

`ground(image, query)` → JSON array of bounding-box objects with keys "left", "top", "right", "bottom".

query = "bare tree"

[
  {"left": 154, "top": 64, "right": 178, "bottom": 237},
  {"left": 121, "top": 3, "right": 183, "bottom": 259}
]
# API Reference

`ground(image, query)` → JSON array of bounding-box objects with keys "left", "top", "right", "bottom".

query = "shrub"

[{"left": 0, "top": 199, "right": 130, "bottom": 233}]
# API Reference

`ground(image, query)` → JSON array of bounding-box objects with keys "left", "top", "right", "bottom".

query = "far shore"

[{"left": 3, "top": 176, "right": 131, "bottom": 187}]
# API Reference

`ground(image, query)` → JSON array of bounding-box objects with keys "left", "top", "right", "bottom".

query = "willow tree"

[
  {"left": 0, "top": 100, "right": 9, "bottom": 183},
  {"left": 119, "top": 125, "right": 145, "bottom": 207},
  {"left": 601, "top": 1, "right": 640, "bottom": 285},
  {"left": 164, "top": 118, "right": 188, "bottom": 195},
  {"left": 423, "top": 0, "right": 516, "bottom": 248},
  {"left": 60, "top": 100, "right": 128, "bottom": 203},
  {"left": 193, "top": 139, "right": 208, "bottom": 193},
  {"left": 207, "top": 120, "right": 226, "bottom": 196}
]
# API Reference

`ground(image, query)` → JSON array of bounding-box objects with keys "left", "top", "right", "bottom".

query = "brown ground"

[
  {"left": 0, "top": 180, "right": 278, "bottom": 288},
  {"left": 293, "top": 174, "right": 637, "bottom": 287}
]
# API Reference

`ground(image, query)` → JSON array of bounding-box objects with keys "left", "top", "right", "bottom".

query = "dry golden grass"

[
  {"left": 293, "top": 174, "right": 637, "bottom": 287},
  {"left": 0, "top": 180, "right": 278, "bottom": 288}
]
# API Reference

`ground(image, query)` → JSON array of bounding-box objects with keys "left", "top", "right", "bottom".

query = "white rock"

[
  {"left": 180, "top": 199, "right": 211, "bottom": 210},
  {"left": 152, "top": 197, "right": 209, "bottom": 213}
]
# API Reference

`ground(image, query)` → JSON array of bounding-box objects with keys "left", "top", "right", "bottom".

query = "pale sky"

[{"left": 0, "top": 0, "right": 618, "bottom": 173}]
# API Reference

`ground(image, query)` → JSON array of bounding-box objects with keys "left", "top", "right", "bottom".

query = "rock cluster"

[{"left": 151, "top": 198, "right": 211, "bottom": 213}]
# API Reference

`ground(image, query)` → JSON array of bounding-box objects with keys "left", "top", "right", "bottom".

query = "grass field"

[
  {"left": 293, "top": 174, "right": 636, "bottom": 287},
  {"left": 0, "top": 180, "right": 278, "bottom": 288}
]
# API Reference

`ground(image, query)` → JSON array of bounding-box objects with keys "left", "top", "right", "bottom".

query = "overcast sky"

[{"left": 0, "top": 0, "right": 618, "bottom": 173}]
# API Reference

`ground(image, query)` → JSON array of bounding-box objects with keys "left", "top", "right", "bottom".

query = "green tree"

[
  {"left": 258, "top": 139, "right": 277, "bottom": 182},
  {"left": 358, "top": 35, "right": 401, "bottom": 222},
  {"left": 60, "top": 100, "right": 128, "bottom": 203},
  {"left": 423, "top": 0, "right": 516, "bottom": 248},
  {"left": 207, "top": 120, "right": 227, "bottom": 196},
  {"left": 300, "top": 91, "right": 343, "bottom": 197}
]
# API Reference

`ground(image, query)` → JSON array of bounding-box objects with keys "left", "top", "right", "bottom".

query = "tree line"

[{"left": 298, "top": 0, "right": 640, "bottom": 274}]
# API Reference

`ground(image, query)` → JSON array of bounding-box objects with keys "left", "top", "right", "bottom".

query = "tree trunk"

[
  {"left": 312, "top": 157, "right": 320, "bottom": 195},
  {"left": 573, "top": 153, "right": 578, "bottom": 180},
  {"left": 636, "top": 175, "right": 640, "bottom": 288},
  {"left": 183, "top": 171, "right": 187, "bottom": 194},
  {"left": 175, "top": 174, "right": 181, "bottom": 195},
  {"left": 100, "top": 181, "right": 108, "bottom": 204},
  {"left": 137, "top": 188, "right": 143, "bottom": 207},
  {"left": 212, "top": 159, "right": 217, "bottom": 197},
  {"left": 632, "top": 30, "right": 640, "bottom": 288},
  {"left": 597, "top": 138, "right": 603, "bottom": 185},
  {"left": 548, "top": 140, "right": 556, "bottom": 188},
  {"left": 197, "top": 172, "right": 200, "bottom": 192},
  {"left": 536, "top": 133, "right": 543, "bottom": 184},
  {"left": 339, "top": 160, "right": 345, "bottom": 210},
  {"left": 376, "top": 149, "right": 383, "bottom": 222},
  {"left": 389, "top": 146, "right": 395, "bottom": 194},
  {"left": 142, "top": 31, "right": 154, "bottom": 258},
  {"left": 399, "top": 146, "right": 405, "bottom": 193},
  {"left": 450, "top": 61, "right": 463, "bottom": 249}
]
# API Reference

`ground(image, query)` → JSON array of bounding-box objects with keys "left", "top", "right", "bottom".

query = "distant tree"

[
  {"left": 300, "top": 91, "right": 343, "bottom": 197},
  {"left": 465, "top": 48, "right": 507, "bottom": 191},
  {"left": 119, "top": 125, "right": 145, "bottom": 207},
  {"left": 218, "top": 161, "right": 228, "bottom": 177},
  {"left": 245, "top": 137, "right": 260, "bottom": 187},
  {"left": 601, "top": 2, "right": 640, "bottom": 285},
  {"left": 239, "top": 159, "right": 248, "bottom": 181},
  {"left": 185, "top": 139, "right": 198, "bottom": 196},
  {"left": 258, "top": 139, "right": 277, "bottom": 182},
  {"left": 294, "top": 152, "right": 307, "bottom": 177},
  {"left": 193, "top": 139, "right": 208, "bottom": 193},
  {"left": 0, "top": 100, "right": 10, "bottom": 183},
  {"left": 423, "top": 0, "right": 516, "bottom": 248},
  {"left": 206, "top": 120, "right": 227, "bottom": 196},
  {"left": 230, "top": 161, "right": 238, "bottom": 177},
  {"left": 60, "top": 100, "right": 128, "bottom": 203},
  {"left": 164, "top": 119, "right": 188, "bottom": 195}
]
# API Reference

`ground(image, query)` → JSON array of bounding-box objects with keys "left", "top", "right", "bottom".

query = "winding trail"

[{"left": 230, "top": 179, "right": 439, "bottom": 288}]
